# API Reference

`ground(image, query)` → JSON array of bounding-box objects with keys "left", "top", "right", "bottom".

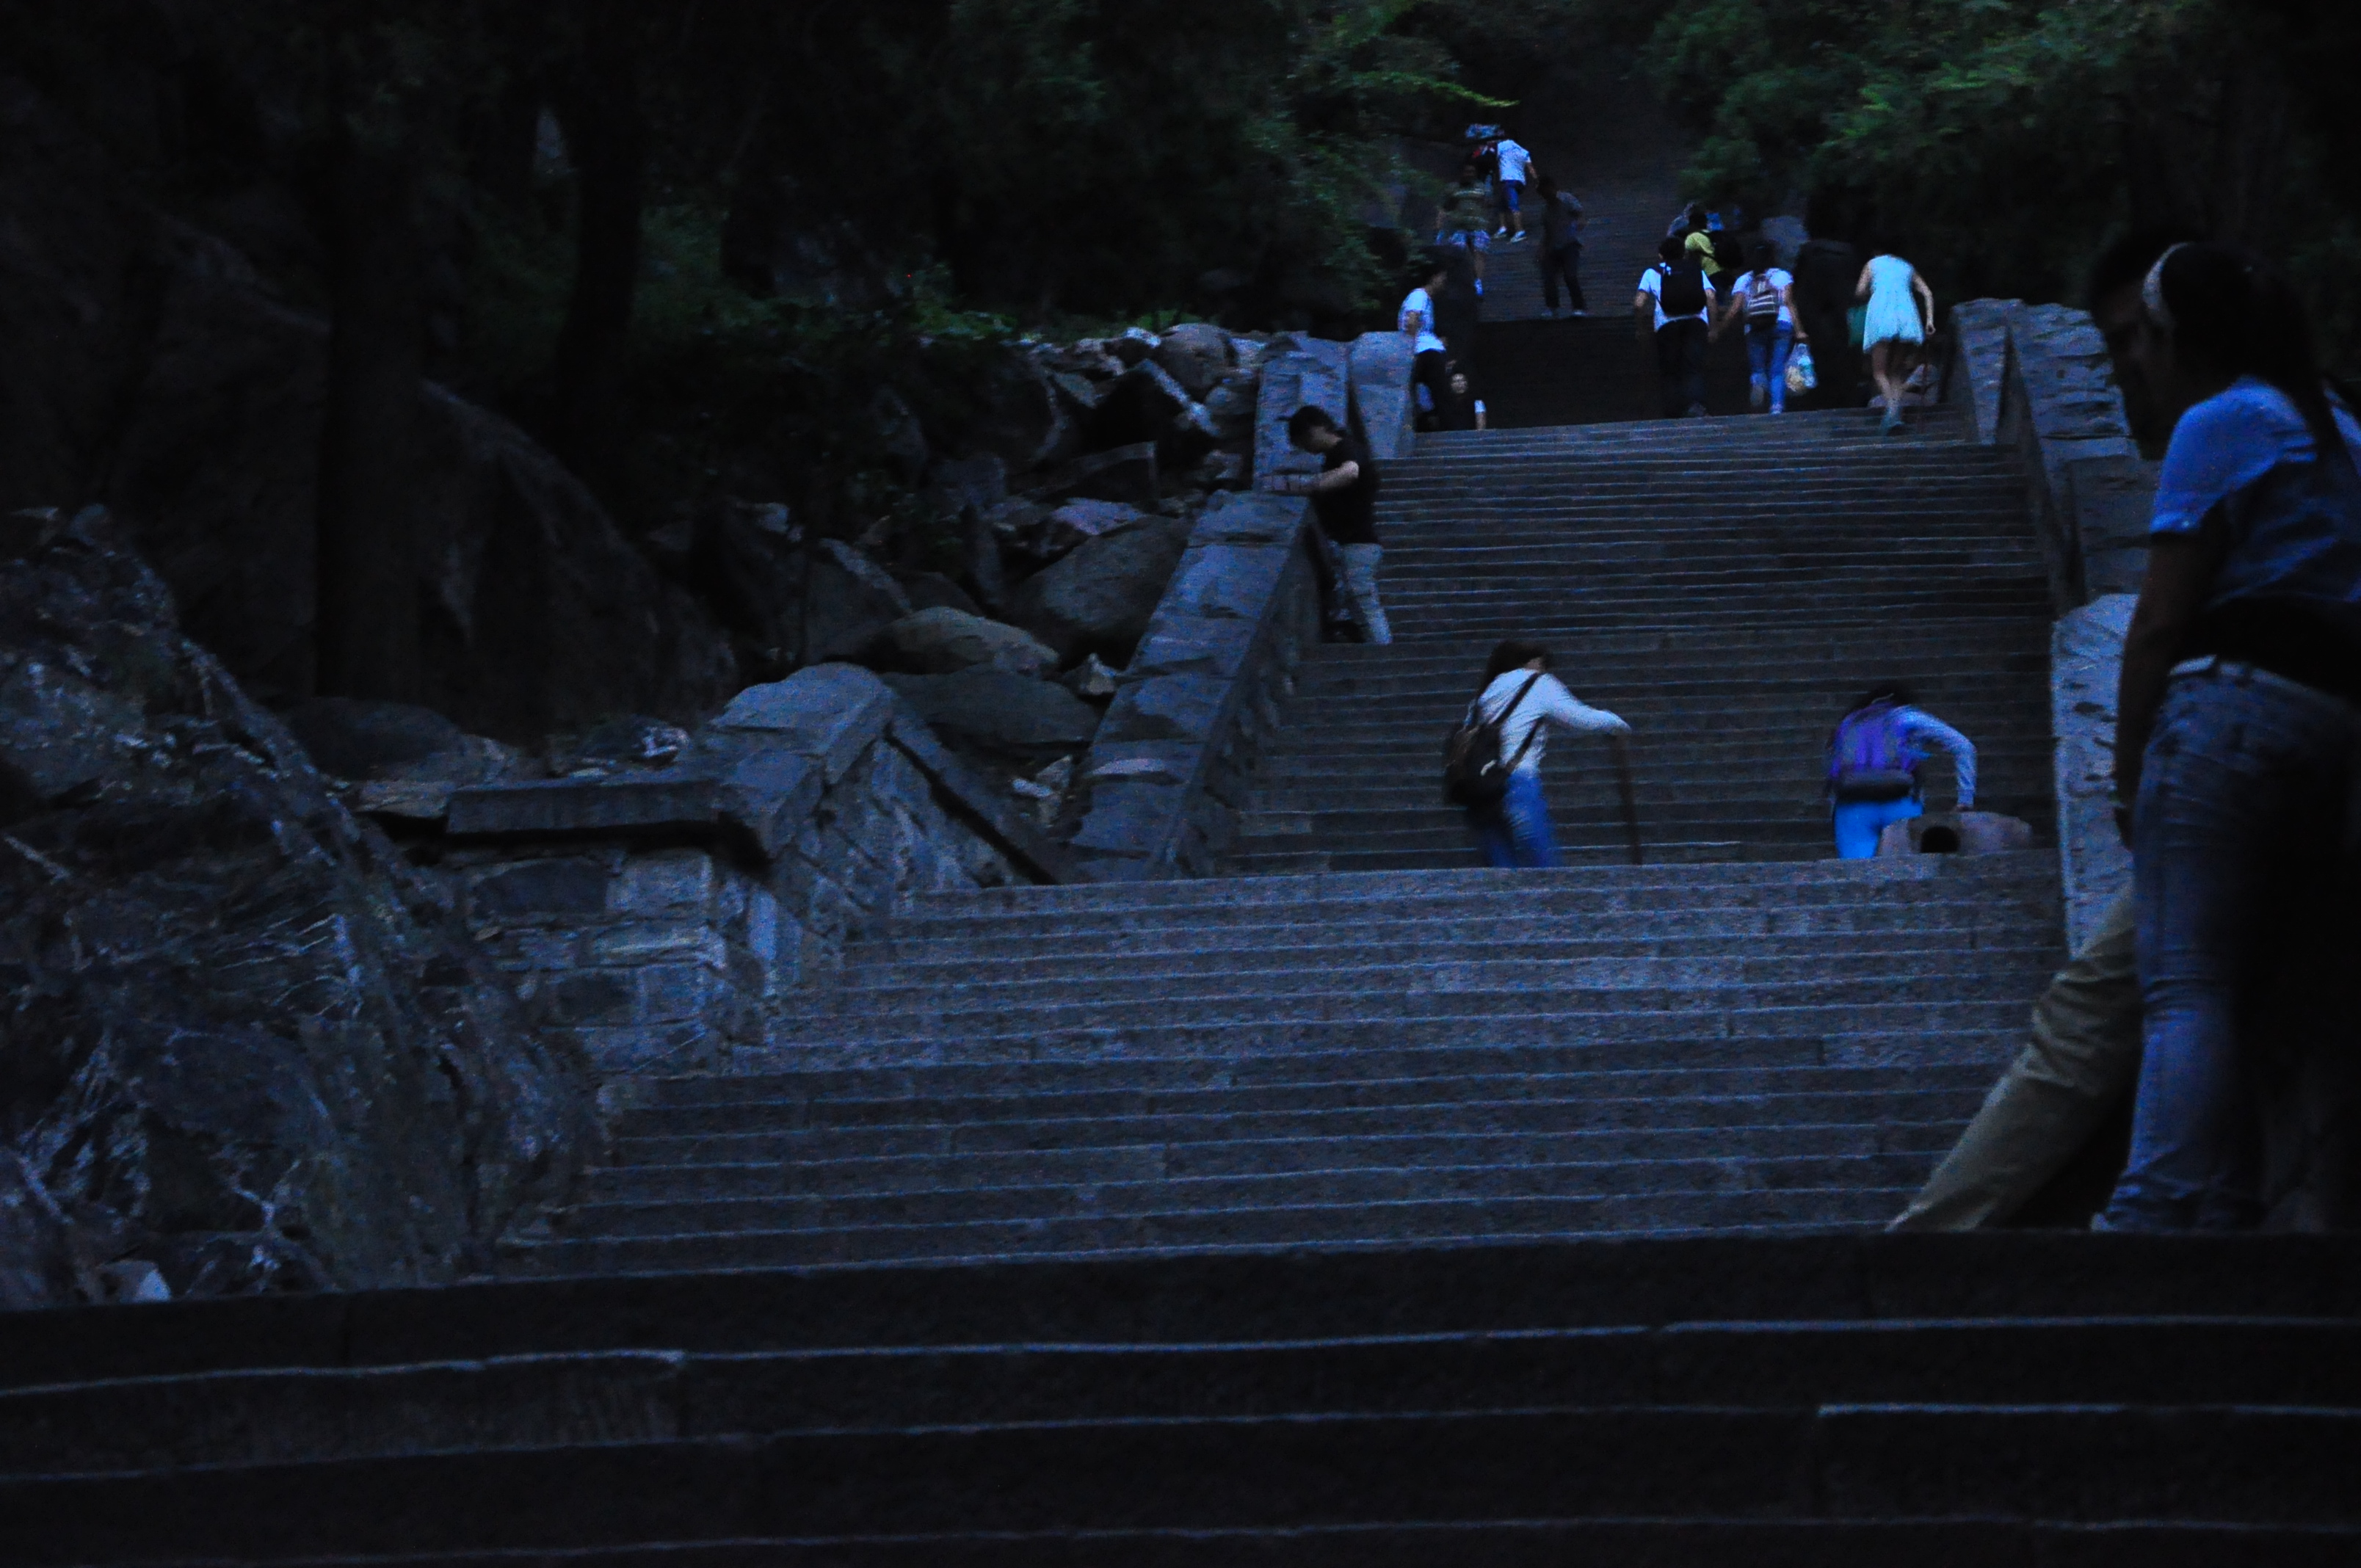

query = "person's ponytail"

[{"left": 2156, "top": 244, "right": 2353, "bottom": 471}]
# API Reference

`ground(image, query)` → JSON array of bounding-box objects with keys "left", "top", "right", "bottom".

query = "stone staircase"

[
  {"left": 15, "top": 90, "right": 2360, "bottom": 1557},
  {"left": 1228, "top": 406, "right": 2055, "bottom": 870}
]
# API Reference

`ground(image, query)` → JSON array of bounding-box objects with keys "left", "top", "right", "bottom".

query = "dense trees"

[{"left": 1625, "top": 0, "right": 2361, "bottom": 360}]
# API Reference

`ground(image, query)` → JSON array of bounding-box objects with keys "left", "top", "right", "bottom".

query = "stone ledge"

[
  {"left": 447, "top": 777, "right": 724, "bottom": 839},
  {"left": 2053, "top": 595, "right": 2136, "bottom": 951}
]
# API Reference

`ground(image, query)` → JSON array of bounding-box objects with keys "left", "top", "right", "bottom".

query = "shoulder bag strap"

[{"left": 1498, "top": 673, "right": 1548, "bottom": 770}]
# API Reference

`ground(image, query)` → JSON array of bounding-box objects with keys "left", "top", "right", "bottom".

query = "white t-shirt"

[
  {"left": 1637, "top": 266, "right": 1715, "bottom": 330},
  {"left": 1473, "top": 670, "right": 1630, "bottom": 776},
  {"left": 1495, "top": 139, "right": 1532, "bottom": 185},
  {"left": 1730, "top": 268, "right": 1795, "bottom": 327},
  {"left": 1399, "top": 288, "right": 1446, "bottom": 356}
]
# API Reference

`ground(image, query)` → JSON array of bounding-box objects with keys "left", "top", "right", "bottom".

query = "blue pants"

[
  {"left": 1747, "top": 320, "right": 1794, "bottom": 411},
  {"left": 1832, "top": 794, "right": 1921, "bottom": 858},
  {"left": 2101, "top": 664, "right": 2360, "bottom": 1231},
  {"left": 1471, "top": 770, "right": 1560, "bottom": 868}
]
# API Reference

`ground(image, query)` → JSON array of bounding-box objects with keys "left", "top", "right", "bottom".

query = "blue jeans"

[
  {"left": 1832, "top": 794, "right": 1921, "bottom": 858},
  {"left": 1471, "top": 770, "right": 1560, "bottom": 868},
  {"left": 2101, "top": 662, "right": 2361, "bottom": 1230},
  {"left": 1747, "top": 320, "right": 1794, "bottom": 411}
]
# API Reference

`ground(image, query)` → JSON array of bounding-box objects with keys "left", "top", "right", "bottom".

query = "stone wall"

[
  {"left": 1065, "top": 330, "right": 1413, "bottom": 880},
  {"left": 1948, "top": 303, "right": 2150, "bottom": 946},
  {"left": 436, "top": 666, "right": 1062, "bottom": 1084}
]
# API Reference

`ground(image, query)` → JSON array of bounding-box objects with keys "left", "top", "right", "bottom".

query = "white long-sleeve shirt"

[{"left": 1473, "top": 670, "right": 1630, "bottom": 775}]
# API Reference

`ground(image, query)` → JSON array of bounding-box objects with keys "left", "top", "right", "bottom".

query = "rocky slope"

[{"left": 0, "top": 509, "right": 596, "bottom": 1310}]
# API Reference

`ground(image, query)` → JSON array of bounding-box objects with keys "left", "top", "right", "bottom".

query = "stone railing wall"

[
  {"left": 1065, "top": 330, "right": 1415, "bottom": 879},
  {"left": 1947, "top": 302, "right": 2150, "bottom": 948},
  {"left": 436, "top": 665, "right": 1065, "bottom": 1087}
]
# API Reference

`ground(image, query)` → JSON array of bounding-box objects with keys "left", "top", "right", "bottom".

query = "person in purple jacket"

[{"left": 1825, "top": 684, "right": 1978, "bottom": 858}]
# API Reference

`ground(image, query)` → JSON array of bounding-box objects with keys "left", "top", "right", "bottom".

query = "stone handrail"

[
  {"left": 1065, "top": 330, "right": 1416, "bottom": 880},
  {"left": 1947, "top": 301, "right": 2147, "bottom": 948}
]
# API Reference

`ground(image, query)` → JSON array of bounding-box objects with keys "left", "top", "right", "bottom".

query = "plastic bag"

[{"left": 1786, "top": 343, "right": 1818, "bottom": 394}]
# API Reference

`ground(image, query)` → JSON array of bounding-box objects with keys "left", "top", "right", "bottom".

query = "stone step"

[
  {"left": 512, "top": 1188, "right": 1918, "bottom": 1274},
  {"left": 15, "top": 1316, "right": 2358, "bottom": 1483},
  {"left": 755, "top": 1001, "right": 2037, "bottom": 1069},
  {"left": 22, "top": 1397, "right": 2361, "bottom": 1561},
  {"left": 592, "top": 1124, "right": 1966, "bottom": 1201},
  {"left": 846, "top": 928, "right": 2056, "bottom": 986},
  {"left": 620, "top": 1080, "right": 1990, "bottom": 1147},
  {"left": 642, "top": 1042, "right": 2018, "bottom": 1106}
]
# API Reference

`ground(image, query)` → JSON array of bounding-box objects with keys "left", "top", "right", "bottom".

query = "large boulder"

[
  {"left": 1153, "top": 324, "right": 1233, "bottom": 398},
  {"left": 882, "top": 668, "right": 1102, "bottom": 759},
  {"left": 1007, "top": 513, "right": 1193, "bottom": 664},
  {"left": 874, "top": 607, "right": 1059, "bottom": 677},
  {"left": 0, "top": 509, "right": 594, "bottom": 1307},
  {"left": 0, "top": 73, "right": 733, "bottom": 738}
]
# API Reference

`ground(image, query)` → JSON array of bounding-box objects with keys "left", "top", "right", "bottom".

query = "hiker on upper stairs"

[
  {"left": 1638, "top": 236, "right": 1716, "bottom": 418},
  {"left": 1718, "top": 241, "right": 1802, "bottom": 415},
  {"left": 1271, "top": 406, "right": 1390, "bottom": 645},
  {"left": 2097, "top": 241, "right": 2361, "bottom": 1233},
  {"left": 1491, "top": 134, "right": 1534, "bottom": 243},
  {"left": 1857, "top": 251, "right": 1937, "bottom": 433},
  {"left": 1399, "top": 261, "right": 1451, "bottom": 424},
  {"left": 1462, "top": 639, "right": 1631, "bottom": 869},
  {"left": 1440, "top": 176, "right": 1491, "bottom": 297},
  {"left": 1537, "top": 173, "right": 1586, "bottom": 317},
  {"left": 1825, "top": 684, "right": 1978, "bottom": 859}
]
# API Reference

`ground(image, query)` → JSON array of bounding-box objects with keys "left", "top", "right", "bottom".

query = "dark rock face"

[
  {"left": 0, "top": 510, "right": 595, "bottom": 1308},
  {"left": 881, "top": 669, "right": 1102, "bottom": 760},
  {"left": 1007, "top": 515, "right": 1194, "bottom": 665},
  {"left": 0, "top": 73, "right": 732, "bottom": 738}
]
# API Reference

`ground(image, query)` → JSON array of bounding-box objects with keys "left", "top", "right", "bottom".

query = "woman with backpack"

[
  {"left": 2095, "top": 243, "right": 2361, "bottom": 1232},
  {"left": 1718, "top": 242, "right": 1803, "bottom": 414},
  {"left": 1825, "top": 684, "right": 1979, "bottom": 858},
  {"left": 1451, "top": 639, "right": 1632, "bottom": 869},
  {"left": 1855, "top": 251, "right": 1937, "bottom": 433}
]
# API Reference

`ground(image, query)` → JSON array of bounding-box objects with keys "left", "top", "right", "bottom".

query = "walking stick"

[{"left": 1610, "top": 734, "right": 1644, "bottom": 866}]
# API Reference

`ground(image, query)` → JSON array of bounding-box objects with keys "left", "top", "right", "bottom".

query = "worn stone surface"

[
  {"left": 882, "top": 669, "right": 1102, "bottom": 759},
  {"left": 1944, "top": 298, "right": 2018, "bottom": 446},
  {"left": 2064, "top": 456, "right": 2161, "bottom": 598},
  {"left": 1027, "top": 443, "right": 1161, "bottom": 510},
  {"left": 1153, "top": 324, "right": 1233, "bottom": 398},
  {"left": 2000, "top": 302, "right": 2142, "bottom": 610},
  {"left": 1043, "top": 499, "right": 1150, "bottom": 556},
  {"left": 1349, "top": 332, "right": 1418, "bottom": 462},
  {"left": 2053, "top": 595, "right": 2136, "bottom": 951},
  {"left": 873, "top": 608, "right": 1059, "bottom": 677},
  {"left": 0, "top": 509, "right": 594, "bottom": 1309},
  {"left": 1255, "top": 349, "right": 1349, "bottom": 487},
  {"left": 1004, "top": 514, "right": 1193, "bottom": 664}
]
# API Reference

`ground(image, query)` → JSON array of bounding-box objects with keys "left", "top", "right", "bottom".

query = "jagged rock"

[
  {"left": 579, "top": 715, "right": 692, "bottom": 769},
  {"left": 1059, "top": 653, "right": 1122, "bottom": 699},
  {"left": 1006, "top": 513, "right": 1193, "bottom": 665},
  {"left": 1203, "top": 376, "right": 1258, "bottom": 441},
  {"left": 868, "top": 388, "right": 929, "bottom": 476},
  {"left": 881, "top": 668, "right": 1101, "bottom": 760},
  {"left": 1051, "top": 371, "right": 1111, "bottom": 414},
  {"left": 926, "top": 455, "right": 1005, "bottom": 521},
  {"left": 875, "top": 608, "right": 1059, "bottom": 677},
  {"left": 897, "top": 571, "right": 982, "bottom": 617},
  {"left": 1109, "top": 327, "right": 1158, "bottom": 367},
  {"left": 962, "top": 350, "right": 1076, "bottom": 472},
  {"left": 281, "top": 698, "right": 466, "bottom": 780},
  {"left": 1030, "top": 443, "right": 1161, "bottom": 510},
  {"left": 0, "top": 509, "right": 593, "bottom": 1307},
  {"left": 1153, "top": 324, "right": 1233, "bottom": 398},
  {"left": 1090, "top": 360, "right": 1196, "bottom": 450},
  {"left": 1045, "top": 499, "right": 1150, "bottom": 554}
]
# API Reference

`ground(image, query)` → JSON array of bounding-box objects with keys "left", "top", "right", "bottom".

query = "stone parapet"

[
  {"left": 1065, "top": 327, "right": 1412, "bottom": 881},
  {"left": 440, "top": 665, "right": 1048, "bottom": 1081}
]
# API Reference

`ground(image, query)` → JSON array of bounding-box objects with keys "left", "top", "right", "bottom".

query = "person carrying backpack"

[
  {"left": 1447, "top": 639, "right": 1633, "bottom": 868},
  {"left": 1636, "top": 236, "right": 1716, "bottom": 418},
  {"left": 1825, "top": 684, "right": 1979, "bottom": 858},
  {"left": 1717, "top": 242, "right": 1803, "bottom": 414}
]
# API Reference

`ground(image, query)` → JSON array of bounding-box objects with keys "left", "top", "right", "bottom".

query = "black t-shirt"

[{"left": 1310, "top": 435, "right": 1380, "bottom": 545}]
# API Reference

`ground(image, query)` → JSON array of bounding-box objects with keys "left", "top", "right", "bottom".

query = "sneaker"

[
  {"left": 1473, "top": 280, "right": 1484, "bottom": 296},
  {"left": 1881, "top": 409, "right": 1907, "bottom": 435},
  {"left": 1686, "top": 402, "right": 1708, "bottom": 418},
  {"left": 1494, "top": 227, "right": 1509, "bottom": 238},
  {"left": 1509, "top": 232, "right": 1527, "bottom": 244},
  {"left": 1569, "top": 308, "right": 1589, "bottom": 318}
]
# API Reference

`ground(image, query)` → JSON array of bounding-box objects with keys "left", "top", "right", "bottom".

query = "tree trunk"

[
  {"left": 314, "top": 132, "right": 424, "bottom": 702},
  {"left": 551, "top": 10, "right": 647, "bottom": 504}
]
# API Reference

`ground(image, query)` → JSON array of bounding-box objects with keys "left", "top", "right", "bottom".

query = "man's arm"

[
  {"left": 1635, "top": 291, "right": 1655, "bottom": 343},
  {"left": 2114, "top": 530, "right": 2227, "bottom": 830},
  {"left": 1899, "top": 711, "right": 1979, "bottom": 810}
]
